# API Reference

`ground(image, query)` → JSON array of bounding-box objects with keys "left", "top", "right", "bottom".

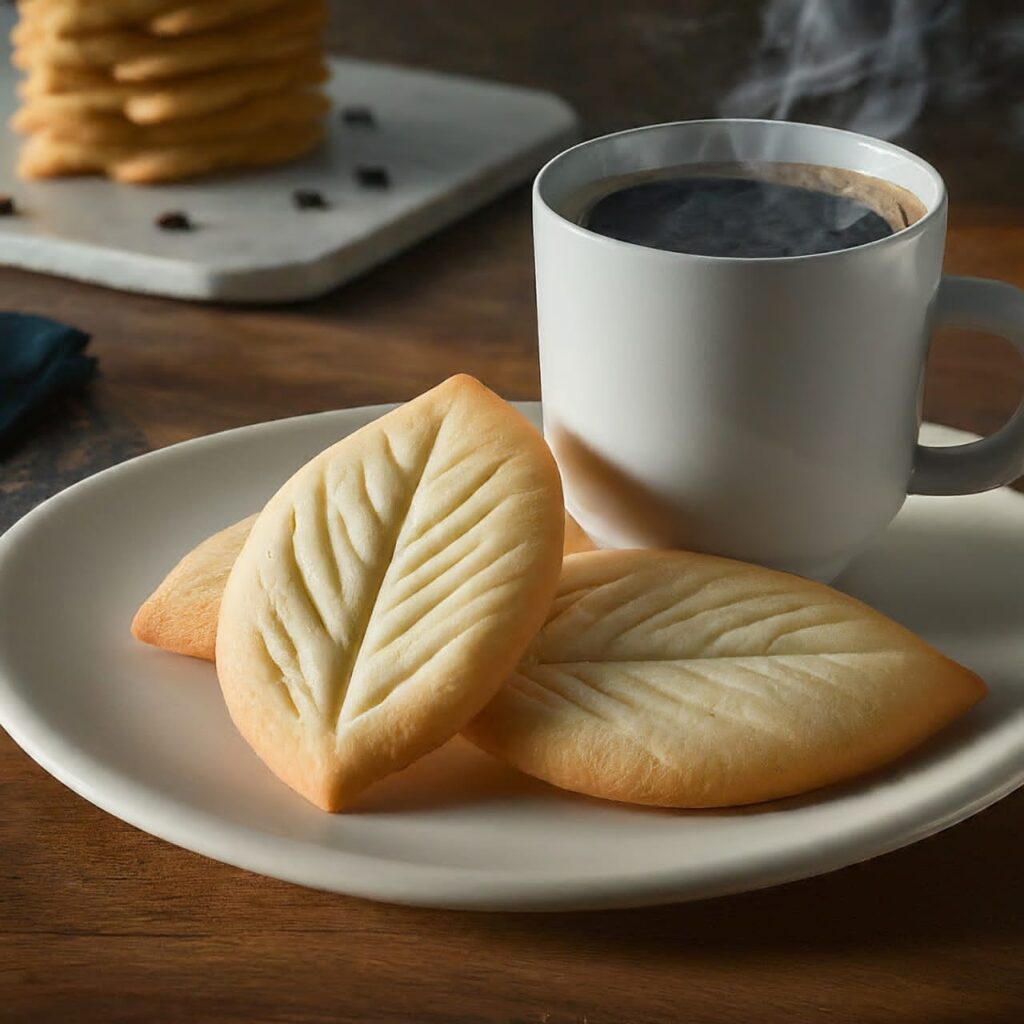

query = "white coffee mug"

[{"left": 534, "top": 119, "right": 1024, "bottom": 581}]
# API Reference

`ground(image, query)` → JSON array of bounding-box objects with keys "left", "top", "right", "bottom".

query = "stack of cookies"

[{"left": 11, "top": 0, "right": 329, "bottom": 183}]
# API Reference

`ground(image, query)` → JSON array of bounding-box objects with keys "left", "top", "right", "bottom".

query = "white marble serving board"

[{"left": 0, "top": 9, "right": 577, "bottom": 303}]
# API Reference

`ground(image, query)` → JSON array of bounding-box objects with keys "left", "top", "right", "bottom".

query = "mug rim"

[{"left": 533, "top": 118, "right": 948, "bottom": 265}]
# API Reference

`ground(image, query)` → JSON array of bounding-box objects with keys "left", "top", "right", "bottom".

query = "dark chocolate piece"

[
  {"left": 355, "top": 166, "right": 390, "bottom": 188},
  {"left": 156, "top": 211, "right": 192, "bottom": 231},
  {"left": 293, "top": 188, "right": 329, "bottom": 210},
  {"left": 342, "top": 106, "right": 376, "bottom": 127}
]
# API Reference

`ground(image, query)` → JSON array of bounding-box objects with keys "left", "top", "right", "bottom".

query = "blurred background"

[
  {"left": 327, "top": 0, "right": 1023, "bottom": 202},
  {"left": 3, "top": 0, "right": 1022, "bottom": 527}
]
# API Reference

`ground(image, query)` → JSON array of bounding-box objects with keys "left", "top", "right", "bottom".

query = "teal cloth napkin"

[{"left": 0, "top": 313, "right": 96, "bottom": 453}]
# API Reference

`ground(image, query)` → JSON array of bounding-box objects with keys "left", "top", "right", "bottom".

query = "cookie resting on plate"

[{"left": 215, "top": 375, "right": 566, "bottom": 811}]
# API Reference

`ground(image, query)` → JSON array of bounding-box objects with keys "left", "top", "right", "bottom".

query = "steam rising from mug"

[{"left": 719, "top": 0, "right": 956, "bottom": 140}]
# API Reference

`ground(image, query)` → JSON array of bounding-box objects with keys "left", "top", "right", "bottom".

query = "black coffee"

[{"left": 579, "top": 174, "right": 895, "bottom": 258}]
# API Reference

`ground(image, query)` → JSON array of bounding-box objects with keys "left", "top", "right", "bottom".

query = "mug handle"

[{"left": 910, "top": 275, "right": 1024, "bottom": 495}]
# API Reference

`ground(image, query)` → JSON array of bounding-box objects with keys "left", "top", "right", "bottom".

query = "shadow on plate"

[{"left": 346, "top": 738, "right": 559, "bottom": 813}]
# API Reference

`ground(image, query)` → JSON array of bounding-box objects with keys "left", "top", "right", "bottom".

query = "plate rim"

[{"left": 1, "top": 407, "right": 1021, "bottom": 911}]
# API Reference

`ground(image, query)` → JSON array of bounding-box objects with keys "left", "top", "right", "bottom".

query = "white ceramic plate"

[{"left": 0, "top": 407, "right": 1021, "bottom": 910}]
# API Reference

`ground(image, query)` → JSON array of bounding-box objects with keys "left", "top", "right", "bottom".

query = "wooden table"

[{"left": 3, "top": 4, "right": 1023, "bottom": 1020}]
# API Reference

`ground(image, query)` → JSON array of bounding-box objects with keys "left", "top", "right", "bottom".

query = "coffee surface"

[{"left": 580, "top": 174, "right": 896, "bottom": 258}]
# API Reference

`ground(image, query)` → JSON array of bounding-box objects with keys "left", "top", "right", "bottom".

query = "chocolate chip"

[
  {"left": 156, "top": 211, "right": 192, "bottom": 231},
  {"left": 0, "top": 196, "right": 16, "bottom": 216},
  {"left": 355, "top": 166, "right": 390, "bottom": 188},
  {"left": 293, "top": 188, "right": 328, "bottom": 210},
  {"left": 342, "top": 106, "right": 376, "bottom": 127}
]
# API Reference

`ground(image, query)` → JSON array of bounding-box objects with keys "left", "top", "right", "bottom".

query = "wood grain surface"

[{"left": 2, "top": 2, "right": 1023, "bottom": 1021}]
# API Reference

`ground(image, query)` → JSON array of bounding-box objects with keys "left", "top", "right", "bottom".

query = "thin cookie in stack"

[{"left": 11, "top": 0, "right": 329, "bottom": 183}]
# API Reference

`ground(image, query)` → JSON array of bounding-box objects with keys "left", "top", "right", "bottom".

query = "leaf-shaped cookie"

[
  {"left": 216, "top": 376, "right": 565, "bottom": 811},
  {"left": 132, "top": 513, "right": 258, "bottom": 660},
  {"left": 133, "top": 514, "right": 591, "bottom": 662},
  {"left": 465, "top": 549, "right": 986, "bottom": 807}
]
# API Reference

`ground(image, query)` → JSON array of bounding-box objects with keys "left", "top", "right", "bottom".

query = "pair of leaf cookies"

[
  {"left": 133, "top": 376, "right": 986, "bottom": 811},
  {"left": 12, "top": 0, "right": 327, "bottom": 182}
]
